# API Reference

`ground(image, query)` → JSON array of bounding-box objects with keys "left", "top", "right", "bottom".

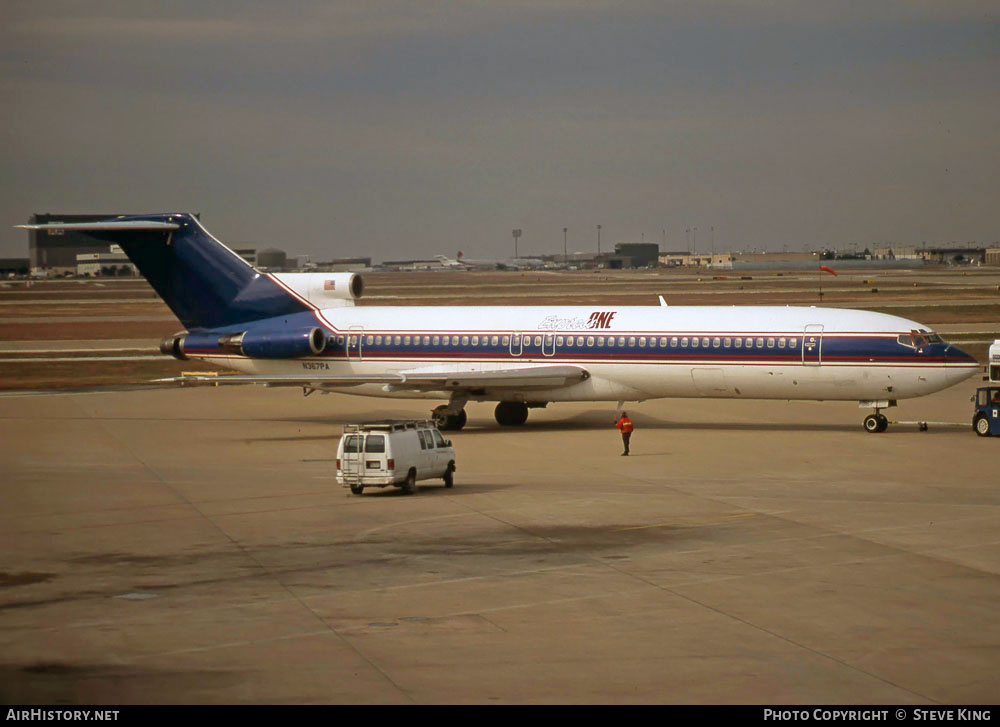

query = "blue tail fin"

[{"left": 20, "top": 214, "right": 310, "bottom": 330}]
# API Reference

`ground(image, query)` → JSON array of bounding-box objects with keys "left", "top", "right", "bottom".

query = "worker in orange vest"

[{"left": 615, "top": 411, "right": 634, "bottom": 456}]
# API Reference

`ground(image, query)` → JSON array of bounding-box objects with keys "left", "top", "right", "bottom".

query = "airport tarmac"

[{"left": 1, "top": 381, "right": 998, "bottom": 704}]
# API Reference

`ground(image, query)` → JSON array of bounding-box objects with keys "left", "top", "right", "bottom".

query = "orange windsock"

[{"left": 820, "top": 265, "right": 838, "bottom": 276}]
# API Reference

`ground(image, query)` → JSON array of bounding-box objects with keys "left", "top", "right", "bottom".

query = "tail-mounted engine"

[
  {"left": 218, "top": 327, "right": 326, "bottom": 358},
  {"left": 269, "top": 272, "right": 363, "bottom": 308},
  {"left": 160, "top": 327, "right": 327, "bottom": 360}
]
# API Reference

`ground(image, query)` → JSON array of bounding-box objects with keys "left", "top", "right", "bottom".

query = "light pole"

[
  {"left": 512, "top": 228, "right": 521, "bottom": 258},
  {"left": 563, "top": 227, "right": 568, "bottom": 264},
  {"left": 596, "top": 224, "right": 602, "bottom": 256}
]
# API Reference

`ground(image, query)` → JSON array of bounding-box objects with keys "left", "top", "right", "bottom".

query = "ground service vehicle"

[
  {"left": 336, "top": 420, "right": 456, "bottom": 494},
  {"left": 973, "top": 387, "right": 1000, "bottom": 437}
]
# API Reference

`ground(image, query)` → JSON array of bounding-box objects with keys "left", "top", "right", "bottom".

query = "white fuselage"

[{"left": 188, "top": 305, "right": 979, "bottom": 405}]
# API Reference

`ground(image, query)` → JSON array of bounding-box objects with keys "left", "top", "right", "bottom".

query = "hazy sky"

[{"left": 2, "top": 1, "right": 998, "bottom": 262}]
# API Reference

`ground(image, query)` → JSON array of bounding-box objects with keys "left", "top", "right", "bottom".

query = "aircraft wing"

[{"left": 156, "top": 365, "right": 590, "bottom": 392}]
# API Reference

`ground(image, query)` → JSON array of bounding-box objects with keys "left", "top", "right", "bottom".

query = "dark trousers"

[{"left": 621, "top": 431, "right": 631, "bottom": 454}]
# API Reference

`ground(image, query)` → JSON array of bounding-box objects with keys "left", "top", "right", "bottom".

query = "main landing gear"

[
  {"left": 494, "top": 401, "right": 529, "bottom": 426},
  {"left": 433, "top": 401, "right": 546, "bottom": 429},
  {"left": 432, "top": 405, "right": 467, "bottom": 431}
]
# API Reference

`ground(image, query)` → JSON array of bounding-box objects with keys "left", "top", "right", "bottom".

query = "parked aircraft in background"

[
  {"left": 435, "top": 251, "right": 545, "bottom": 270},
  {"left": 18, "top": 214, "right": 980, "bottom": 433}
]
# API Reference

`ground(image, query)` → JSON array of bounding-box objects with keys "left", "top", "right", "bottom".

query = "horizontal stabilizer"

[{"left": 16, "top": 221, "right": 180, "bottom": 231}]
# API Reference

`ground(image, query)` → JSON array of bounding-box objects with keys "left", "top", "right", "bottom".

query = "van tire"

[
  {"left": 402, "top": 468, "right": 417, "bottom": 494},
  {"left": 350, "top": 484, "right": 364, "bottom": 495},
  {"left": 444, "top": 462, "right": 455, "bottom": 488}
]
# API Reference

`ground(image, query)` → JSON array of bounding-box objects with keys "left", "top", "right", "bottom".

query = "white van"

[{"left": 336, "top": 420, "right": 456, "bottom": 495}]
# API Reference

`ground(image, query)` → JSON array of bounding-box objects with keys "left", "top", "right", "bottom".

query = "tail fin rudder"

[{"left": 18, "top": 213, "right": 311, "bottom": 330}]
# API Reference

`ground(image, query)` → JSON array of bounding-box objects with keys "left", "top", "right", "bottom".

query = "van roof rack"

[{"left": 343, "top": 419, "right": 435, "bottom": 433}]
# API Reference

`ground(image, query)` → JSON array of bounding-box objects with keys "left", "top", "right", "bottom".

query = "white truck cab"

[
  {"left": 336, "top": 420, "right": 456, "bottom": 495},
  {"left": 989, "top": 339, "right": 1000, "bottom": 384}
]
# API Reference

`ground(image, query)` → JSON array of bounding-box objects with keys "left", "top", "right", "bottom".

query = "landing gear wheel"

[
  {"left": 443, "top": 462, "right": 455, "bottom": 488},
  {"left": 974, "top": 415, "right": 991, "bottom": 437},
  {"left": 433, "top": 406, "right": 467, "bottom": 431},
  {"left": 495, "top": 401, "right": 529, "bottom": 426},
  {"left": 402, "top": 469, "right": 417, "bottom": 495},
  {"left": 863, "top": 414, "right": 888, "bottom": 433}
]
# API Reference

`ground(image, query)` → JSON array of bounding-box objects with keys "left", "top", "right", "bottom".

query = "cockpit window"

[{"left": 898, "top": 330, "right": 943, "bottom": 348}]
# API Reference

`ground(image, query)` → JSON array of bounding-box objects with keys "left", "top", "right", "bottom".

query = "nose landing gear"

[
  {"left": 863, "top": 412, "right": 889, "bottom": 433},
  {"left": 860, "top": 399, "right": 896, "bottom": 433}
]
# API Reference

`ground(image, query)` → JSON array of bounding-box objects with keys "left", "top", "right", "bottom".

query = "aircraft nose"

[{"left": 944, "top": 344, "right": 980, "bottom": 383}]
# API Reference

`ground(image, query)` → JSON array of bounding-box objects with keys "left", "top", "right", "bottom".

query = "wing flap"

[{"left": 156, "top": 365, "right": 589, "bottom": 391}]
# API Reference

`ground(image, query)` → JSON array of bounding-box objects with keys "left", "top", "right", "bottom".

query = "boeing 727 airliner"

[{"left": 18, "top": 214, "right": 980, "bottom": 432}]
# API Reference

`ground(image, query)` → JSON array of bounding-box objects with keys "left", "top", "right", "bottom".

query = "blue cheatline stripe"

[{"left": 184, "top": 328, "right": 976, "bottom": 368}]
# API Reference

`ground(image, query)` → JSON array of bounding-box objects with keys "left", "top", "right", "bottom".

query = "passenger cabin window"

[
  {"left": 692, "top": 337, "right": 699, "bottom": 348},
  {"left": 767, "top": 338, "right": 775, "bottom": 348},
  {"left": 364, "top": 435, "right": 385, "bottom": 453},
  {"left": 681, "top": 337, "right": 689, "bottom": 347},
  {"left": 713, "top": 337, "right": 721, "bottom": 348},
  {"left": 432, "top": 336, "right": 440, "bottom": 346},
  {"left": 734, "top": 338, "right": 742, "bottom": 348},
  {"left": 671, "top": 337, "right": 678, "bottom": 347},
  {"left": 597, "top": 337, "right": 605, "bottom": 347},
  {"left": 724, "top": 337, "right": 731, "bottom": 348}
]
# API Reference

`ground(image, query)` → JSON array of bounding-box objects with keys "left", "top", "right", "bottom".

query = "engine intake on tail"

[{"left": 269, "top": 272, "right": 363, "bottom": 308}]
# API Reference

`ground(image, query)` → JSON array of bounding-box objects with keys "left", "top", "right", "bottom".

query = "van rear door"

[{"left": 364, "top": 434, "right": 388, "bottom": 477}]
